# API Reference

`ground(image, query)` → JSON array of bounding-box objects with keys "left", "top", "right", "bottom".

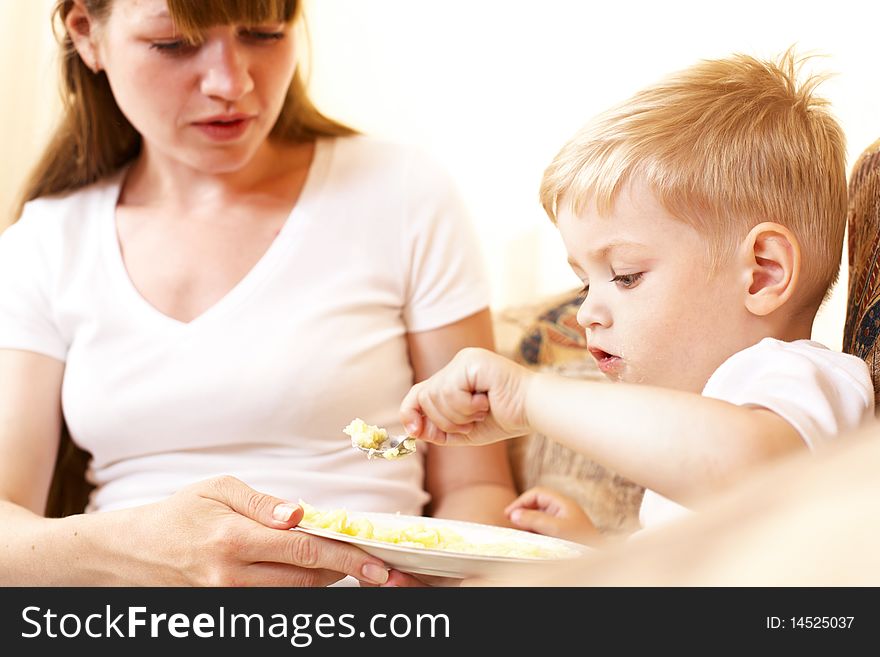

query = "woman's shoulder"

[
  {"left": 329, "top": 133, "right": 422, "bottom": 159},
  {"left": 324, "top": 135, "right": 458, "bottom": 204},
  {"left": 14, "top": 172, "right": 122, "bottom": 238},
  {"left": 22, "top": 172, "right": 121, "bottom": 220},
  {"left": 4, "top": 172, "right": 122, "bottom": 257},
  {"left": 328, "top": 135, "right": 449, "bottom": 176}
]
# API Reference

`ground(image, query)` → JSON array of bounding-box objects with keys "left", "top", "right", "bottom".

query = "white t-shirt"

[
  {"left": 639, "top": 338, "right": 875, "bottom": 529},
  {"left": 0, "top": 136, "right": 491, "bottom": 514}
]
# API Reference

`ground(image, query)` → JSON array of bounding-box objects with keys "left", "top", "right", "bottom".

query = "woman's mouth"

[
  {"left": 192, "top": 116, "right": 255, "bottom": 141},
  {"left": 588, "top": 347, "right": 622, "bottom": 374}
]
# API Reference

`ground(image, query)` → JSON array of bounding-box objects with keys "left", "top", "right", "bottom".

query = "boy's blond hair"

[{"left": 540, "top": 49, "right": 846, "bottom": 308}]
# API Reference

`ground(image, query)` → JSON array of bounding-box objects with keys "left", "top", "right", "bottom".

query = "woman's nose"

[
  {"left": 199, "top": 40, "right": 254, "bottom": 101},
  {"left": 576, "top": 293, "right": 612, "bottom": 329}
]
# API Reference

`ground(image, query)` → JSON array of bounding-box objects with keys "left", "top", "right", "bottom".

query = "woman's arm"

[
  {"left": 0, "top": 350, "right": 63, "bottom": 513},
  {"left": 406, "top": 310, "right": 517, "bottom": 526},
  {"left": 0, "top": 350, "right": 392, "bottom": 586}
]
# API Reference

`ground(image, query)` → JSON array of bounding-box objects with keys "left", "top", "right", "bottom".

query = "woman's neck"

[{"left": 120, "top": 139, "right": 316, "bottom": 211}]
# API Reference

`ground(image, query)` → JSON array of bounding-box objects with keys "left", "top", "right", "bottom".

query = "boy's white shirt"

[{"left": 638, "top": 337, "right": 875, "bottom": 530}]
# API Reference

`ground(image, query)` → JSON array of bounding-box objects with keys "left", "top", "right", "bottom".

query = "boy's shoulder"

[
  {"left": 708, "top": 337, "right": 871, "bottom": 388},
  {"left": 703, "top": 337, "right": 874, "bottom": 425},
  {"left": 734, "top": 337, "right": 866, "bottom": 370}
]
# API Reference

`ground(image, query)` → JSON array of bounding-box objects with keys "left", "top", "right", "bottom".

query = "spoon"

[
  {"left": 343, "top": 418, "right": 418, "bottom": 460},
  {"left": 354, "top": 434, "right": 417, "bottom": 460}
]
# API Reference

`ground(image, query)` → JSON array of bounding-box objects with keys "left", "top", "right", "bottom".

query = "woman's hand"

[
  {"left": 120, "top": 476, "right": 391, "bottom": 586},
  {"left": 400, "top": 347, "right": 534, "bottom": 446},
  {"left": 505, "top": 486, "right": 598, "bottom": 545}
]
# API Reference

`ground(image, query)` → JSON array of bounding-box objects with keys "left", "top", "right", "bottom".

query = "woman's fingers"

[
  {"left": 381, "top": 570, "right": 463, "bottom": 587},
  {"left": 190, "top": 476, "right": 390, "bottom": 585},
  {"left": 244, "top": 529, "right": 391, "bottom": 586},
  {"left": 243, "top": 563, "right": 346, "bottom": 587}
]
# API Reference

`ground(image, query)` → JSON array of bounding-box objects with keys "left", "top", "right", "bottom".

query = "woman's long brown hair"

[{"left": 16, "top": 0, "right": 354, "bottom": 219}]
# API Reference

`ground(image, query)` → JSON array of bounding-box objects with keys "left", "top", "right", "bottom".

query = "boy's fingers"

[
  {"left": 432, "top": 388, "right": 485, "bottom": 425},
  {"left": 509, "top": 509, "right": 562, "bottom": 537},
  {"left": 400, "top": 385, "right": 426, "bottom": 436},
  {"left": 421, "top": 419, "right": 449, "bottom": 445},
  {"left": 505, "top": 486, "right": 557, "bottom": 515},
  {"left": 471, "top": 392, "right": 490, "bottom": 414},
  {"left": 505, "top": 489, "right": 542, "bottom": 515},
  {"left": 418, "top": 392, "right": 474, "bottom": 435}
]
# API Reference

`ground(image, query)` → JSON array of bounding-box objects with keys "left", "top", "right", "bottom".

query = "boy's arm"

[
  {"left": 526, "top": 373, "right": 804, "bottom": 502},
  {"left": 401, "top": 348, "right": 805, "bottom": 504}
]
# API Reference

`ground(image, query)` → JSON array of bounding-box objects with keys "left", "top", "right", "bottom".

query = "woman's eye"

[
  {"left": 150, "top": 40, "right": 197, "bottom": 55},
  {"left": 611, "top": 273, "right": 643, "bottom": 288},
  {"left": 578, "top": 284, "right": 590, "bottom": 297},
  {"left": 241, "top": 30, "right": 286, "bottom": 42}
]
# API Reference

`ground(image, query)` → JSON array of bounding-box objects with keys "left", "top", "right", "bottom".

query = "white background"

[{"left": 3, "top": 0, "right": 879, "bottom": 348}]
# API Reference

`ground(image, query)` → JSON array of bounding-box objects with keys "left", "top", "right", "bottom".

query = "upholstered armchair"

[
  {"left": 843, "top": 137, "right": 880, "bottom": 407},
  {"left": 45, "top": 427, "right": 92, "bottom": 518},
  {"left": 497, "top": 291, "right": 645, "bottom": 537}
]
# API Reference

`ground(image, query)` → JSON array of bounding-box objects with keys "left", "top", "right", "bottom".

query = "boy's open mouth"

[{"left": 588, "top": 347, "right": 622, "bottom": 374}]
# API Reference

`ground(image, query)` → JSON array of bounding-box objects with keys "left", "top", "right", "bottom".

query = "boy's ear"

[
  {"left": 739, "top": 222, "right": 801, "bottom": 316},
  {"left": 65, "top": 0, "right": 103, "bottom": 73}
]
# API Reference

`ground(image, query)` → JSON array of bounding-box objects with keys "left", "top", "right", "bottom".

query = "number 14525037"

[{"left": 766, "top": 616, "right": 854, "bottom": 629}]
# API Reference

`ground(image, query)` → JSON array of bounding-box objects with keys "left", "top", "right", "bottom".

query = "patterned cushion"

[
  {"left": 506, "top": 290, "right": 644, "bottom": 536},
  {"left": 516, "top": 291, "right": 589, "bottom": 366},
  {"left": 844, "top": 137, "right": 880, "bottom": 412}
]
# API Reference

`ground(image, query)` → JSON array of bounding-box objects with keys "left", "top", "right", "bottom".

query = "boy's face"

[{"left": 557, "top": 180, "right": 750, "bottom": 393}]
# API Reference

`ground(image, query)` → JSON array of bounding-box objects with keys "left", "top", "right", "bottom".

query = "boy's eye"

[
  {"left": 578, "top": 284, "right": 590, "bottom": 297},
  {"left": 611, "top": 272, "right": 643, "bottom": 289}
]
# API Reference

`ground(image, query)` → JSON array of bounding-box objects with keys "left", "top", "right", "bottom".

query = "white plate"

[{"left": 294, "top": 511, "right": 591, "bottom": 580}]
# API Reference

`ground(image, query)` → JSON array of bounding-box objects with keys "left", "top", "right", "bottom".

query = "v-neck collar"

[{"left": 101, "top": 137, "right": 334, "bottom": 331}]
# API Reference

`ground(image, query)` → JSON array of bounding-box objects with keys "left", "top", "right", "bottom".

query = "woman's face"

[{"left": 91, "top": 0, "right": 297, "bottom": 173}]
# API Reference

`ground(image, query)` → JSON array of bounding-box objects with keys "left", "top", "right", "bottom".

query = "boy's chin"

[
  {"left": 609, "top": 368, "right": 655, "bottom": 386},
  {"left": 601, "top": 369, "right": 626, "bottom": 384}
]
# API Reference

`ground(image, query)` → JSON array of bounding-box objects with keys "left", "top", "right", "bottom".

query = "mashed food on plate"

[{"left": 298, "top": 501, "right": 576, "bottom": 559}]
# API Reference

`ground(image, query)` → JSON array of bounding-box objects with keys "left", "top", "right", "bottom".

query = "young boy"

[{"left": 399, "top": 50, "right": 875, "bottom": 541}]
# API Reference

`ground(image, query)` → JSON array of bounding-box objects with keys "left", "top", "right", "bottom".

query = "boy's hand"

[
  {"left": 505, "top": 486, "right": 598, "bottom": 545},
  {"left": 400, "top": 347, "right": 533, "bottom": 446}
]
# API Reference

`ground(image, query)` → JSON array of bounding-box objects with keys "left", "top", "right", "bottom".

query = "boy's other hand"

[
  {"left": 400, "top": 347, "right": 533, "bottom": 446},
  {"left": 505, "top": 486, "right": 598, "bottom": 545}
]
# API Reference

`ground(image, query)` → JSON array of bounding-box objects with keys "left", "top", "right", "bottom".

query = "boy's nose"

[
  {"left": 199, "top": 40, "right": 254, "bottom": 101},
  {"left": 576, "top": 295, "right": 612, "bottom": 329}
]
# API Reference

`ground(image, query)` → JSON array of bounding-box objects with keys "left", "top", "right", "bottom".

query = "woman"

[{"left": 0, "top": 0, "right": 515, "bottom": 585}]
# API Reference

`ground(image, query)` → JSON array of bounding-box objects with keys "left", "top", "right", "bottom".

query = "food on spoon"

[
  {"left": 343, "top": 418, "right": 416, "bottom": 460},
  {"left": 343, "top": 418, "right": 387, "bottom": 450}
]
